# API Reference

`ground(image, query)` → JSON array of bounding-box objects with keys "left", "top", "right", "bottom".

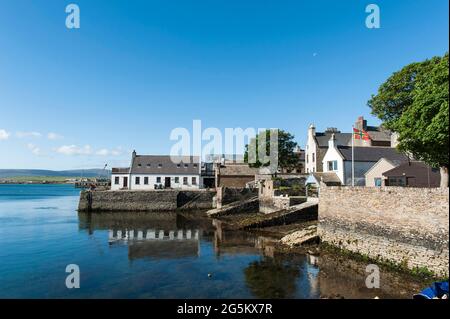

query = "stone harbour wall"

[
  {"left": 318, "top": 186, "right": 449, "bottom": 277},
  {"left": 78, "top": 189, "right": 216, "bottom": 212}
]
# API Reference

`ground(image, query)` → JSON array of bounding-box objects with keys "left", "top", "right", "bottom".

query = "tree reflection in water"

[{"left": 244, "top": 258, "right": 300, "bottom": 298}]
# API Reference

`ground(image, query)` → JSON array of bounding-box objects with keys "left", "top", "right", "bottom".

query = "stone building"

[
  {"left": 321, "top": 134, "right": 408, "bottom": 186},
  {"left": 304, "top": 116, "right": 392, "bottom": 174},
  {"left": 383, "top": 161, "right": 441, "bottom": 187},
  {"left": 214, "top": 161, "right": 258, "bottom": 188},
  {"left": 364, "top": 158, "right": 407, "bottom": 187},
  {"left": 111, "top": 151, "right": 201, "bottom": 190}
]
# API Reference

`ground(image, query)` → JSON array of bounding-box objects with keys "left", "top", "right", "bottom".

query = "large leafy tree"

[
  {"left": 368, "top": 53, "right": 449, "bottom": 187},
  {"left": 244, "top": 129, "right": 301, "bottom": 173}
]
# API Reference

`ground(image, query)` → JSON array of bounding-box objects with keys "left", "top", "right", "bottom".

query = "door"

[
  {"left": 123, "top": 176, "right": 128, "bottom": 188},
  {"left": 164, "top": 177, "right": 171, "bottom": 188}
]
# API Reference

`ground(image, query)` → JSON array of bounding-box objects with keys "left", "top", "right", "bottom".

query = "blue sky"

[{"left": 0, "top": 0, "right": 448, "bottom": 170}]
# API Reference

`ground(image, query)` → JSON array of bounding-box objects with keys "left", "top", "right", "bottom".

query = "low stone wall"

[
  {"left": 215, "top": 187, "right": 258, "bottom": 208},
  {"left": 260, "top": 196, "right": 306, "bottom": 214},
  {"left": 318, "top": 186, "right": 449, "bottom": 277},
  {"left": 207, "top": 197, "right": 259, "bottom": 217},
  {"left": 78, "top": 189, "right": 216, "bottom": 212}
]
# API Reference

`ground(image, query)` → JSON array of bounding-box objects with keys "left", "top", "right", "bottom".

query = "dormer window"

[
  {"left": 184, "top": 164, "right": 188, "bottom": 168},
  {"left": 177, "top": 164, "right": 181, "bottom": 168},
  {"left": 158, "top": 164, "right": 162, "bottom": 168},
  {"left": 193, "top": 164, "right": 198, "bottom": 168},
  {"left": 138, "top": 164, "right": 142, "bottom": 167}
]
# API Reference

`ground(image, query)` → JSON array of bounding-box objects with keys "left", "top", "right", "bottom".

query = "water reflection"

[
  {"left": 78, "top": 212, "right": 207, "bottom": 260},
  {"left": 78, "top": 212, "right": 310, "bottom": 298},
  {"left": 212, "top": 219, "right": 277, "bottom": 258},
  {"left": 76, "top": 212, "right": 422, "bottom": 299}
]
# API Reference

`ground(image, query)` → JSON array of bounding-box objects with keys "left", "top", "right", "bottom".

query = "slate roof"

[
  {"left": 314, "top": 128, "right": 391, "bottom": 148},
  {"left": 219, "top": 163, "right": 258, "bottom": 176},
  {"left": 315, "top": 133, "right": 352, "bottom": 148},
  {"left": 112, "top": 167, "right": 130, "bottom": 174},
  {"left": 366, "top": 126, "right": 391, "bottom": 141},
  {"left": 311, "top": 172, "right": 341, "bottom": 184},
  {"left": 337, "top": 146, "right": 408, "bottom": 162},
  {"left": 130, "top": 155, "right": 200, "bottom": 175}
]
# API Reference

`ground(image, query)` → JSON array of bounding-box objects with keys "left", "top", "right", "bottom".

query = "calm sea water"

[
  {"left": 0, "top": 184, "right": 422, "bottom": 299},
  {"left": 0, "top": 184, "right": 321, "bottom": 298}
]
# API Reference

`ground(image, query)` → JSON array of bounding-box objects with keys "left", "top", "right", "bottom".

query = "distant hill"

[{"left": 0, "top": 169, "right": 111, "bottom": 178}]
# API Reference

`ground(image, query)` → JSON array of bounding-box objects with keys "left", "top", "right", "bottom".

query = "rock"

[{"left": 280, "top": 225, "right": 318, "bottom": 247}]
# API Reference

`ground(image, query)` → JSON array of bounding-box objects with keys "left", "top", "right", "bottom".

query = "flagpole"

[{"left": 352, "top": 125, "right": 355, "bottom": 187}]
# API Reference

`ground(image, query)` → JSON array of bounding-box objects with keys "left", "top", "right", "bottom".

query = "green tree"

[
  {"left": 368, "top": 53, "right": 449, "bottom": 187},
  {"left": 244, "top": 129, "right": 301, "bottom": 173}
]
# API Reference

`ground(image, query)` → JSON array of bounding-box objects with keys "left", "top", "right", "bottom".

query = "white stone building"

[
  {"left": 111, "top": 151, "right": 202, "bottom": 190},
  {"left": 322, "top": 134, "right": 408, "bottom": 186},
  {"left": 304, "top": 116, "right": 392, "bottom": 174}
]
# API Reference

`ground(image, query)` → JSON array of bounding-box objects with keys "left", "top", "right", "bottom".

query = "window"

[
  {"left": 306, "top": 155, "right": 309, "bottom": 164},
  {"left": 183, "top": 177, "right": 188, "bottom": 185},
  {"left": 327, "top": 160, "right": 338, "bottom": 171},
  {"left": 144, "top": 177, "right": 149, "bottom": 185},
  {"left": 156, "top": 177, "right": 161, "bottom": 183},
  {"left": 158, "top": 164, "right": 162, "bottom": 168},
  {"left": 388, "top": 177, "right": 406, "bottom": 186},
  {"left": 146, "top": 164, "right": 151, "bottom": 167},
  {"left": 312, "top": 153, "right": 315, "bottom": 162},
  {"left": 138, "top": 164, "right": 141, "bottom": 167},
  {"left": 192, "top": 177, "right": 197, "bottom": 185},
  {"left": 374, "top": 178, "right": 382, "bottom": 187},
  {"left": 114, "top": 176, "right": 120, "bottom": 185},
  {"left": 177, "top": 164, "right": 181, "bottom": 168},
  {"left": 193, "top": 164, "right": 198, "bottom": 168},
  {"left": 184, "top": 164, "right": 188, "bottom": 168},
  {"left": 135, "top": 177, "right": 140, "bottom": 185},
  {"left": 174, "top": 177, "right": 179, "bottom": 183}
]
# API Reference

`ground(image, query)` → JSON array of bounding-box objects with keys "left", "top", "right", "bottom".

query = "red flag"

[{"left": 353, "top": 128, "right": 370, "bottom": 141}]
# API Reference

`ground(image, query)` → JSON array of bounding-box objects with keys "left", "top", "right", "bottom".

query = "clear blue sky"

[{"left": 0, "top": 0, "right": 448, "bottom": 170}]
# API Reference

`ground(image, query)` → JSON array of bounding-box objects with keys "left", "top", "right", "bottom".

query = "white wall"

[
  {"left": 305, "top": 126, "right": 317, "bottom": 174},
  {"left": 322, "top": 147, "right": 344, "bottom": 184},
  {"left": 111, "top": 174, "right": 129, "bottom": 190},
  {"left": 365, "top": 159, "right": 397, "bottom": 187},
  {"left": 112, "top": 174, "right": 202, "bottom": 190}
]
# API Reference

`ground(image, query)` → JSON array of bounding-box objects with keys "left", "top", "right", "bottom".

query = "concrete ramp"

[
  {"left": 206, "top": 197, "right": 259, "bottom": 217},
  {"left": 238, "top": 198, "right": 318, "bottom": 230}
]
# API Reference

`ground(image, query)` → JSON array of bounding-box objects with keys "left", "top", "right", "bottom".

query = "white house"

[
  {"left": 111, "top": 151, "right": 202, "bottom": 190},
  {"left": 322, "top": 134, "right": 408, "bottom": 186},
  {"left": 304, "top": 116, "right": 392, "bottom": 174}
]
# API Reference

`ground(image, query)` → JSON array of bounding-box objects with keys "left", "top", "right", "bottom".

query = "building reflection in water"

[
  {"left": 78, "top": 212, "right": 205, "bottom": 260},
  {"left": 76, "top": 212, "right": 330, "bottom": 298},
  {"left": 212, "top": 219, "right": 277, "bottom": 258}
]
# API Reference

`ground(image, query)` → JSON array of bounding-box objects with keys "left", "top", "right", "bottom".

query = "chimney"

[
  {"left": 328, "top": 133, "right": 336, "bottom": 148},
  {"left": 131, "top": 150, "right": 137, "bottom": 165},
  {"left": 355, "top": 116, "right": 367, "bottom": 130},
  {"left": 308, "top": 124, "right": 316, "bottom": 138}
]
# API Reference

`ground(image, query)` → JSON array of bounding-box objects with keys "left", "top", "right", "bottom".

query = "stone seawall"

[
  {"left": 78, "top": 189, "right": 216, "bottom": 212},
  {"left": 318, "top": 186, "right": 449, "bottom": 277}
]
